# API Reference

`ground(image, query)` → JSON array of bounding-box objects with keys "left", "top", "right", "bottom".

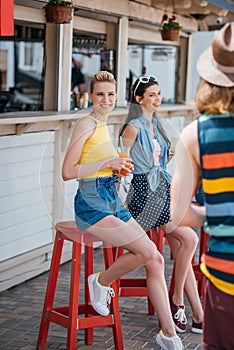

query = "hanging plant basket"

[
  {"left": 161, "top": 28, "right": 180, "bottom": 41},
  {"left": 44, "top": 4, "right": 74, "bottom": 24}
]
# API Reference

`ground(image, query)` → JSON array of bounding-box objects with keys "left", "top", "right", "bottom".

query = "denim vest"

[{"left": 129, "top": 115, "right": 171, "bottom": 191}]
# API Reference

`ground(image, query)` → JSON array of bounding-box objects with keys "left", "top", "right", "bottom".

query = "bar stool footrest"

[
  {"left": 119, "top": 278, "right": 148, "bottom": 297},
  {"left": 47, "top": 308, "right": 115, "bottom": 329}
]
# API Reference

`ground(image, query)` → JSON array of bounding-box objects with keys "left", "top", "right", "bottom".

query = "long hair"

[
  {"left": 120, "top": 78, "right": 171, "bottom": 148},
  {"left": 195, "top": 79, "right": 234, "bottom": 115},
  {"left": 90, "top": 71, "right": 116, "bottom": 93}
]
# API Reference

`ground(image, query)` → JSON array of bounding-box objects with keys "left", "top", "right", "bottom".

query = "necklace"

[{"left": 91, "top": 111, "right": 107, "bottom": 123}]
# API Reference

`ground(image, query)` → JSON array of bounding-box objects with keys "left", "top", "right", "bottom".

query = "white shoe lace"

[
  {"left": 101, "top": 286, "right": 115, "bottom": 306},
  {"left": 174, "top": 308, "right": 187, "bottom": 325}
]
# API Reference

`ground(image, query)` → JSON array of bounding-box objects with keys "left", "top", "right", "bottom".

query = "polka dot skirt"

[{"left": 126, "top": 172, "right": 171, "bottom": 231}]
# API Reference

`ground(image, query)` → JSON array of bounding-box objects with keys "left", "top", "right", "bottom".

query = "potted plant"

[
  {"left": 44, "top": 0, "right": 74, "bottom": 24},
  {"left": 161, "top": 14, "right": 183, "bottom": 41}
]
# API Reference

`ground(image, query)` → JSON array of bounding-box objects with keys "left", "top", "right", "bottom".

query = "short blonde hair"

[
  {"left": 90, "top": 71, "right": 116, "bottom": 93},
  {"left": 195, "top": 79, "right": 234, "bottom": 115}
]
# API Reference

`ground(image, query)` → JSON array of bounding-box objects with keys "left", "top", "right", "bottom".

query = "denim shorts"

[{"left": 74, "top": 175, "right": 132, "bottom": 230}]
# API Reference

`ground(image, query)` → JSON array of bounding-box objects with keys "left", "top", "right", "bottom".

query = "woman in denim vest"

[{"left": 121, "top": 76, "right": 203, "bottom": 334}]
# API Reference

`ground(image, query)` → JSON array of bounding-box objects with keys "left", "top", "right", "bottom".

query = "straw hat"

[{"left": 196, "top": 22, "right": 234, "bottom": 87}]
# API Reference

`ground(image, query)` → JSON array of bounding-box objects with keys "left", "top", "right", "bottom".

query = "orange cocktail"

[{"left": 118, "top": 147, "right": 132, "bottom": 176}]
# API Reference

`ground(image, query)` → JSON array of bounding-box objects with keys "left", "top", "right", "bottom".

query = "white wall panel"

[
  {"left": 62, "top": 180, "right": 77, "bottom": 221},
  {"left": 0, "top": 230, "right": 52, "bottom": 262},
  {"left": 0, "top": 158, "right": 53, "bottom": 181},
  {"left": 0, "top": 188, "right": 53, "bottom": 214},
  {"left": 0, "top": 132, "right": 55, "bottom": 262}
]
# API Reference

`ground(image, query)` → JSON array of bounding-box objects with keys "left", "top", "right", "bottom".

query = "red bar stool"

[
  {"left": 169, "top": 226, "right": 210, "bottom": 298},
  {"left": 191, "top": 226, "right": 210, "bottom": 297},
  {"left": 114, "top": 227, "right": 167, "bottom": 315},
  {"left": 36, "top": 221, "right": 124, "bottom": 350}
]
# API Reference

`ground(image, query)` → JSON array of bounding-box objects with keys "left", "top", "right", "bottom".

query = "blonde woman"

[{"left": 62, "top": 71, "right": 183, "bottom": 350}]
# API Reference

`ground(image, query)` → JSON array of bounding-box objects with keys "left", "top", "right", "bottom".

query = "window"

[
  {"left": 127, "top": 44, "right": 178, "bottom": 103},
  {"left": 0, "top": 24, "right": 45, "bottom": 113}
]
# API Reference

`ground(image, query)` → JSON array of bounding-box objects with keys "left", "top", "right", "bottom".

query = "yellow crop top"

[{"left": 77, "top": 115, "right": 118, "bottom": 178}]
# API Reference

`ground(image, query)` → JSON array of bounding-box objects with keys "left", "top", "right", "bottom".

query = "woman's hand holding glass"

[
  {"left": 117, "top": 146, "right": 133, "bottom": 176},
  {"left": 108, "top": 156, "right": 133, "bottom": 176}
]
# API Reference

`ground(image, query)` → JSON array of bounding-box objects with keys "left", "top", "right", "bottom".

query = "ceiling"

[{"left": 15, "top": 0, "right": 234, "bottom": 32}]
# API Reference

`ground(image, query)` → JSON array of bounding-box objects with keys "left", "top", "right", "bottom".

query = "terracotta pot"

[
  {"left": 161, "top": 29, "right": 180, "bottom": 41},
  {"left": 45, "top": 5, "right": 74, "bottom": 24}
]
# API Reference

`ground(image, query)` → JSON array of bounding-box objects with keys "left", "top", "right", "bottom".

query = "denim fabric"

[
  {"left": 128, "top": 116, "right": 171, "bottom": 191},
  {"left": 74, "top": 175, "right": 132, "bottom": 230}
]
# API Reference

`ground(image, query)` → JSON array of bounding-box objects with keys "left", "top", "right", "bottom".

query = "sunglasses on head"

[{"left": 133, "top": 75, "right": 158, "bottom": 97}]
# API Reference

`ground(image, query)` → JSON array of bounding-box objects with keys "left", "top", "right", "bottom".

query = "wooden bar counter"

[{"left": 0, "top": 104, "right": 195, "bottom": 291}]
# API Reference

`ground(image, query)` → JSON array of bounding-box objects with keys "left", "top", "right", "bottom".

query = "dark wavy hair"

[{"left": 120, "top": 78, "right": 171, "bottom": 148}]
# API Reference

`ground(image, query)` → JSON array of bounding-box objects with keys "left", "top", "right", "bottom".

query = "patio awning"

[{"left": 0, "top": 0, "right": 14, "bottom": 36}]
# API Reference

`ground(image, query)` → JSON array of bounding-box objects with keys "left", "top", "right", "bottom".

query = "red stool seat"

[
  {"left": 36, "top": 221, "right": 124, "bottom": 350},
  {"left": 114, "top": 228, "right": 167, "bottom": 315}
]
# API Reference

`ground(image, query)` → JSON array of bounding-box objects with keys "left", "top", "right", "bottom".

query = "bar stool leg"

[
  {"left": 84, "top": 243, "right": 94, "bottom": 345},
  {"left": 67, "top": 240, "right": 82, "bottom": 350},
  {"left": 150, "top": 228, "right": 164, "bottom": 255},
  {"left": 103, "top": 245, "right": 124, "bottom": 350},
  {"left": 37, "top": 221, "right": 124, "bottom": 349},
  {"left": 36, "top": 231, "right": 64, "bottom": 350}
]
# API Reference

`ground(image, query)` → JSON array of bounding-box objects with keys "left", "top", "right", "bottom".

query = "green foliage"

[
  {"left": 161, "top": 14, "right": 183, "bottom": 30},
  {"left": 46, "top": 0, "right": 73, "bottom": 6}
]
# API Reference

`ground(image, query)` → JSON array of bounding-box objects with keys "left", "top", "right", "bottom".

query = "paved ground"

[{"left": 0, "top": 244, "right": 203, "bottom": 349}]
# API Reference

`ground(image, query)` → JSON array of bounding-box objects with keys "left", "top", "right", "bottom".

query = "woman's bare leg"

[
  {"left": 87, "top": 217, "right": 153, "bottom": 281},
  {"left": 144, "top": 255, "right": 177, "bottom": 337},
  {"left": 87, "top": 216, "right": 177, "bottom": 337},
  {"left": 165, "top": 225, "right": 198, "bottom": 305},
  {"left": 165, "top": 229, "right": 203, "bottom": 323},
  {"left": 184, "top": 264, "right": 203, "bottom": 323}
]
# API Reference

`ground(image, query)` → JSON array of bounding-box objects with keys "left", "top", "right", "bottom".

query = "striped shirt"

[{"left": 198, "top": 114, "right": 234, "bottom": 295}]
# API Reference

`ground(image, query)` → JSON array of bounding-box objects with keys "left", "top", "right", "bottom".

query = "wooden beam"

[
  {"left": 129, "top": 25, "right": 180, "bottom": 45},
  {"left": 117, "top": 17, "right": 128, "bottom": 107},
  {"left": 73, "top": 15, "right": 107, "bottom": 34},
  {"left": 73, "top": 0, "right": 198, "bottom": 32},
  {"left": 16, "top": 121, "right": 62, "bottom": 136},
  {"left": 16, "top": 123, "right": 31, "bottom": 135},
  {"left": 14, "top": 4, "right": 45, "bottom": 24},
  {"left": 0, "top": 124, "right": 16, "bottom": 136}
]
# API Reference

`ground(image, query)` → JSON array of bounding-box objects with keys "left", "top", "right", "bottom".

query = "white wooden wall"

[
  {"left": 0, "top": 132, "right": 55, "bottom": 261},
  {"left": 0, "top": 132, "right": 55, "bottom": 290}
]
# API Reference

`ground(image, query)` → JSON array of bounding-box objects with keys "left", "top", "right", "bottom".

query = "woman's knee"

[
  {"left": 173, "top": 227, "right": 199, "bottom": 250},
  {"left": 187, "top": 229, "right": 199, "bottom": 249},
  {"left": 140, "top": 241, "right": 163, "bottom": 266}
]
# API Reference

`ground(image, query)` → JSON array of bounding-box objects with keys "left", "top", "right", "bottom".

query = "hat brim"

[{"left": 196, "top": 47, "right": 234, "bottom": 87}]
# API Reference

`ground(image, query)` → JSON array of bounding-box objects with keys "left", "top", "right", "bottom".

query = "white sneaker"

[
  {"left": 156, "top": 331, "right": 184, "bottom": 350},
  {"left": 88, "top": 272, "right": 115, "bottom": 316}
]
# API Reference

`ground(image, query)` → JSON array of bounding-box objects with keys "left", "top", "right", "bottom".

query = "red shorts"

[{"left": 203, "top": 278, "right": 234, "bottom": 350}]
